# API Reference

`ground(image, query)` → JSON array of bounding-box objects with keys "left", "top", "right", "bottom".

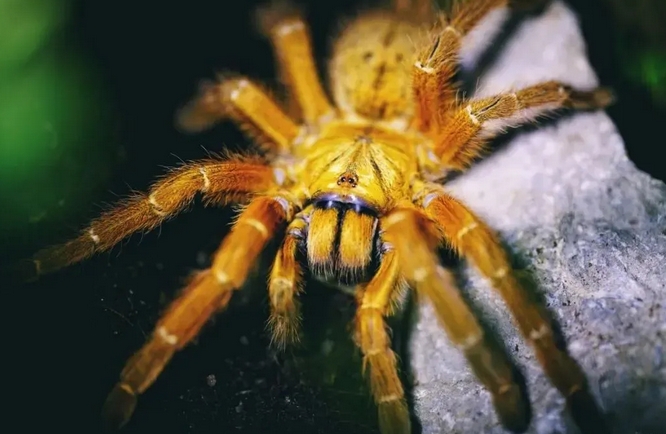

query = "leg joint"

[
  {"left": 456, "top": 221, "right": 479, "bottom": 240},
  {"left": 528, "top": 324, "right": 551, "bottom": 341},
  {"left": 148, "top": 194, "right": 168, "bottom": 217},
  {"left": 156, "top": 326, "right": 178, "bottom": 346}
]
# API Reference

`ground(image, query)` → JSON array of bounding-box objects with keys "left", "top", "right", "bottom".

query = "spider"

[{"left": 24, "top": 0, "right": 614, "bottom": 433}]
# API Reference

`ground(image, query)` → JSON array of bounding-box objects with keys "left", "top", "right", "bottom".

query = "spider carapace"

[{"left": 25, "top": 1, "right": 614, "bottom": 433}]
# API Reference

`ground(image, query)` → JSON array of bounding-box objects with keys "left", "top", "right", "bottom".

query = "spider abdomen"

[{"left": 330, "top": 12, "right": 428, "bottom": 120}]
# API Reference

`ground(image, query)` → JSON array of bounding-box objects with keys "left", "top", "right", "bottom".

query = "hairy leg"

[
  {"left": 382, "top": 205, "right": 530, "bottom": 432},
  {"left": 102, "top": 195, "right": 293, "bottom": 429},
  {"left": 420, "top": 189, "right": 610, "bottom": 433},
  {"left": 176, "top": 77, "right": 301, "bottom": 153},
  {"left": 258, "top": 8, "right": 335, "bottom": 125},
  {"left": 433, "top": 80, "right": 614, "bottom": 170},
  {"left": 28, "top": 157, "right": 276, "bottom": 278},
  {"left": 354, "top": 249, "right": 410, "bottom": 434},
  {"left": 412, "top": 0, "right": 510, "bottom": 132},
  {"left": 267, "top": 209, "right": 309, "bottom": 349}
]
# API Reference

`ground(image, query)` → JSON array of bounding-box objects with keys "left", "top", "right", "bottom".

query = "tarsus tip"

[{"left": 101, "top": 383, "right": 137, "bottom": 431}]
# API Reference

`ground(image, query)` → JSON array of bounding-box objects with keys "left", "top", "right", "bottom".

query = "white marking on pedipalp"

[
  {"left": 529, "top": 324, "right": 550, "bottom": 341},
  {"left": 199, "top": 167, "right": 210, "bottom": 191},
  {"left": 459, "top": 333, "right": 482, "bottom": 351},
  {"left": 148, "top": 194, "right": 167, "bottom": 216},
  {"left": 215, "top": 270, "right": 231, "bottom": 284},
  {"left": 271, "top": 276, "right": 293, "bottom": 290},
  {"left": 229, "top": 79, "right": 249, "bottom": 101},
  {"left": 456, "top": 222, "right": 478, "bottom": 239},
  {"left": 558, "top": 86, "right": 566, "bottom": 96},
  {"left": 287, "top": 228, "right": 303, "bottom": 238},
  {"left": 494, "top": 266, "right": 508, "bottom": 279},
  {"left": 465, "top": 105, "right": 480, "bottom": 125},
  {"left": 274, "top": 196, "right": 291, "bottom": 214},
  {"left": 378, "top": 394, "right": 400, "bottom": 403},
  {"left": 33, "top": 259, "right": 42, "bottom": 275},
  {"left": 157, "top": 326, "right": 178, "bottom": 345},
  {"left": 275, "top": 20, "right": 304, "bottom": 36},
  {"left": 88, "top": 228, "right": 100, "bottom": 244},
  {"left": 422, "top": 192, "right": 439, "bottom": 209}
]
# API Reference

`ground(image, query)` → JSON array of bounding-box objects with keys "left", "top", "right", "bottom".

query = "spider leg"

[
  {"left": 412, "top": 0, "right": 510, "bottom": 132},
  {"left": 101, "top": 195, "right": 293, "bottom": 430},
  {"left": 382, "top": 206, "right": 530, "bottom": 432},
  {"left": 267, "top": 208, "right": 309, "bottom": 350},
  {"left": 420, "top": 190, "right": 610, "bottom": 433},
  {"left": 176, "top": 77, "right": 300, "bottom": 153},
  {"left": 432, "top": 80, "right": 614, "bottom": 170},
  {"left": 27, "top": 158, "right": 275, "bottom": 279},
  {"left": 354, "top": 249, "right": 411, "bottom": 434},
  {"left": 261, "top": 9, "right": 335, "bottom": 125}
]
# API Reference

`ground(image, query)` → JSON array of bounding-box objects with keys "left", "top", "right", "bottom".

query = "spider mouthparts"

[
  {"left": 312, "top": 193, "right": 376, "bottom": 214},
  {"left": 101, "top": 383, "right": 137, "bottom": 431}
]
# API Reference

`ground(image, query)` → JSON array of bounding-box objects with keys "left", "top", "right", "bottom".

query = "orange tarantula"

[{"left": 25, "top": 0, "right": 614, "bottom": 433}]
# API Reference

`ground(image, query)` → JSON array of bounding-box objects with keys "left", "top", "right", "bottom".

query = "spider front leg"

[
  {"left": 102, "top": 195, "right": 294, "bottom": 429},
  {"left": 176, "top": 76, "right": 301, "bottom": 153},
  {"left": 433, "top": 81, "right": 614, "bottom": 170},
  {"left": 421, "top": 190, "right": 610, "bottom": 433},
  {"left": 354, "top": 249, "right": 410, "bottom": 434},
  {"left": 259, "top": 7, "right": 335, "bottom": 125},
  {"left": 382, "top": 207, "right": 530, "bottom": 432},
  {"left": 267, "top": 209, "right": 309, "bottom": 349},
  {"left": 26, "top": 158, "right": 276, "bottom": 279}
]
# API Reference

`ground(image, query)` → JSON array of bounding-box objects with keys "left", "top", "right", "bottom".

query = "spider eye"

[{"left": 362, "top": 51, "right": 373, "bottom": 62}]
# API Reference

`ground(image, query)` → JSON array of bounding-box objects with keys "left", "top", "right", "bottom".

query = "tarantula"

[{"left": 24, "top": 0, "right": 614, "bottom": 433}]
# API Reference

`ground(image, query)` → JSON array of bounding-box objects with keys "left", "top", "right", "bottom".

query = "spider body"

[{"left": 25, "top": 1, "right": 615, "bottom": 433}]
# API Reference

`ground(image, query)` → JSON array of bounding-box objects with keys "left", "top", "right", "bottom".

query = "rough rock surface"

[{"left": 410, "top": 2, "right": 666, "bottom": 434}]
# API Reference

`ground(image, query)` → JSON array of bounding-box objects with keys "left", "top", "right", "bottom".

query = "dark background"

[{"left": 2, "top": 1, "right": 664, "bottom": 434}]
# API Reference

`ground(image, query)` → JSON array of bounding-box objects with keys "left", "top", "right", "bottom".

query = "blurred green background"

[{"left": 0, "top": 0, "right": 117, "bottom": 243}]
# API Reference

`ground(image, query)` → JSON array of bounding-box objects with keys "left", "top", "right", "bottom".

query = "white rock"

[{"left": 410, "top": 2, "right": 666, "bottom": 433}]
